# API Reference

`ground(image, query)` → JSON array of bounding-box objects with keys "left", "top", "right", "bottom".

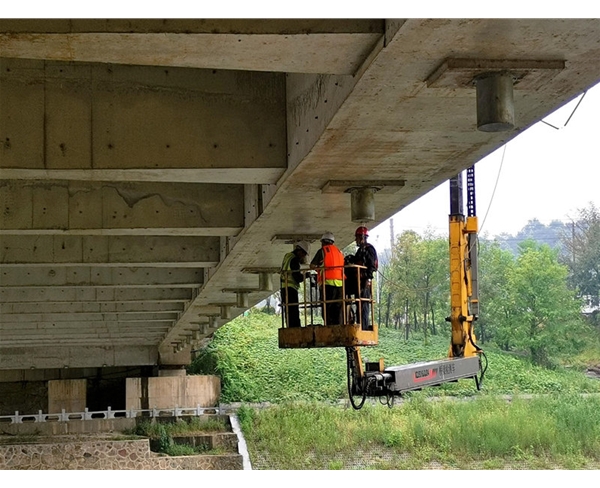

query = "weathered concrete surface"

[
  {"left": 48, "top": 379, "right": 87, "bottom": 414},
  {"left": 0, "top": 19, "right": 599, "bottom": 379},
  {"left": 126, "top": 375, "right": 221, "bottom": 410}
]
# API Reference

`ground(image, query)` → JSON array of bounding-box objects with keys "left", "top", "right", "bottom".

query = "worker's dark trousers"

[
  {"left": 282, "top": 287, "right": 301, "bottom": 328},
  {"left": 360, "top": 286, "right": 372, "bottom": 330},
  {"left": 323, "top": 285, "right": 343, "bottom": 325}
]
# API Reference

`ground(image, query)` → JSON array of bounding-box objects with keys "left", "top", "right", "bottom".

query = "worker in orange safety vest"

[{"left": 310, "top": 232, "right": 345, "bottom": 325}]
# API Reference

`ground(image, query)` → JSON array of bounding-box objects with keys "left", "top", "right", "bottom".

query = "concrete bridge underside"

[{"left": 1, "top": 19, "right": 600, "bottom": 375}]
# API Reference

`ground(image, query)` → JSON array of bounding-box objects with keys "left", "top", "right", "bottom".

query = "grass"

[
  {"left": 189, "top": 311, "right": 600, "bottom": 469},
  {"left": 237, "top": 395, "right": 600, "bottom": 470},
  {"left": 125, "top": 416, "right": 229, "bottom": 438},
  {"left": 160, "top": 444, "right": 229, "bottom": 457},
  {"left": 122, "top": 417, "right": 230, "bottom": 456},
  {"left": 189, "top": 311, "right": 600, "bottom": 403}
]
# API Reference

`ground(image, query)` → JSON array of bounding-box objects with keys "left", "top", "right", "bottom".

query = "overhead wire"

[
  {"left": 541, "top": 90, "right": 587, "bottom": 130},
  {"left": 478, "top": 143, "right": 507, "bottom": 237}
]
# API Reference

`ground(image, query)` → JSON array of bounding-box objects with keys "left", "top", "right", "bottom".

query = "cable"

[
  {"left": 540, "top": 90, "right": 587, "bottom": 130},
  {"left": 564, "top": 91, "right": 587, "bottom": 126},
  {"left": 478, "top": 143, "right": 507, "bottom": 237}
]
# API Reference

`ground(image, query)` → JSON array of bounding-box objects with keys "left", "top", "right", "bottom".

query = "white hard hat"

[
  {"left": 321, "top": 232, "right": 335, "bottom": 243},
  {"left": 295, "top": 241, "right": 310, "bottom": 254}
]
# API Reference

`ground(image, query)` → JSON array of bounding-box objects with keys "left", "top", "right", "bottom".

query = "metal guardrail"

[{"left": 0, "top": 405, "right": 223, "bottom": 424}]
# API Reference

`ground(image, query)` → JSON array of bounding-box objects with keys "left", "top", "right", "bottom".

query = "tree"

[
  {"left": 380, "top": 230, "right": 449, "bottom": 339},
  {"left": 412, "top": 232, "right": 448, "bottom": 338},
  {"left": 383, "top": 230, "right": 421, "bottom": 336},
  {"left": 561, "top": 203, "right": 600, "bottom": 325},
  {"left": 508, "top": 240, "right": 586, "bottom": 366},
  {"left": 477, "top": 240, "right": 515, "bottom": 347}
]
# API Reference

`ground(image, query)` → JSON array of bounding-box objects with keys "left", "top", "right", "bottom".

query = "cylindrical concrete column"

[
  {"left": 237, "top": 292, "right": 249, "bottom": 308},
  {"left": 220, "top": 305, "right": 231, "bottom": 319},
  {"left": 258, "top": 272, "right": 273, "bottom": 292},
  {"left": 476, "top": 72, "right": 515, "bottom": 132},
  {"left": 350, "top": 187, "right": 376, "bottom": 223}
]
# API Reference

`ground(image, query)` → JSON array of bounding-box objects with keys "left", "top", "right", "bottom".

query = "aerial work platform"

[{"left": 278, "top": 323, "right": 378, "bottom": 349}]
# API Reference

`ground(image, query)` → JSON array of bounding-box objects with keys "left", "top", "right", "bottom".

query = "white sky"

[{"left": 370, "top": 81, "right": 600, "bottom": 250}]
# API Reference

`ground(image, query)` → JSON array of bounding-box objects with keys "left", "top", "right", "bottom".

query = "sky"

[{"left": 369, "top": 80, "right": 600, "bottom": 251}]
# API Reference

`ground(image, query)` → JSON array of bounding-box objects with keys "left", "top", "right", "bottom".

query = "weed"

[{"left": 240, "top": 397, "right": 600, "bottom": 469}]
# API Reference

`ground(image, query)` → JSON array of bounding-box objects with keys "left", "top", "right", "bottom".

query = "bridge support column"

[
  {"left": 48, "top": 379, "right": 87, "bottom": 414},
  {"left": 476, "top": 72, "right": 515, "bottom": 132},
  {"left": 126, "top": 375, "right": 221, "bottom": 410},
  {"left": 350, "top": 187, "right": 376, "bottom": 223}
]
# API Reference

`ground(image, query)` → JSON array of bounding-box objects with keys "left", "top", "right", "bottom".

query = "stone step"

[{"left": 149, "top": 432, "right": 239, "bottom": 453}]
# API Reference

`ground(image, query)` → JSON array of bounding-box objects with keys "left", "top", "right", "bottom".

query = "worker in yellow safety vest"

[
  {"left": 280, "top": 241, "right": 309, "bottom": 328},
  {"left": 310, "top": 232, "right": 345, "bottom": 325}
]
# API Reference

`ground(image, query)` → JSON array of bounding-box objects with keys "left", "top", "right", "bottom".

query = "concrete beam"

[
  {"left": 0, "top": 345, "right": 158, "bottom": 369},
  {"left": 0, "top": 59, "right": 287, "bottom": 183},
  {"left": 0, "top": 19, "right": 384, "bottom": 74},
  {"left": 0, "top": 267, "right": 203, "bottom": 287},
  {"left": 0, "top": 236, "right": 220, "bottom": 266},
  {"left": 0, "top": 312, "right": 179, "bottom": 323},
  {"left": 0, "top": 168, "right": 284, "bottom": 185},
  {"left": 0, "top": 19, "right": 384, "bottom": 34},
  {"left": 0, "top": 287, "right": 192, "bottom": 303},
  {"left": 0, "top": 181, "right": 244, "bottom": 235},
  {"left": 0, "top": 302, "right": 185, "bottom": 314},
  {"left": 0, "top": 335, "right": 168, "bottom": 344}
]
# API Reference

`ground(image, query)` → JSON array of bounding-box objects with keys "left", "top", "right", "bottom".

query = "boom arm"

[
  {"left": 345, "top": 166, "right": 485, "bottom": 410},
  {"left": 447, "top": 167, "right": 480, "bottom": 358}
]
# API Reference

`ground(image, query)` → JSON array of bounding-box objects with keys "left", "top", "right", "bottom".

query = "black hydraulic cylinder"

[{"left": 449, "top": 173, "right": 463, "bottom": 217}]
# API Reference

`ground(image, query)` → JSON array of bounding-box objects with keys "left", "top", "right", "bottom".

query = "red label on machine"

[{"left": 413, "top": 368, "right": 437, "bottom": 382}]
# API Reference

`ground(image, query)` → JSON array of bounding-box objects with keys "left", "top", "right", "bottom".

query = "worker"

[
  {"left": 349, "top": 226, "right": 378, "bottom": 330},
  {"left": 280, "top": 241, "right": 310, "bottom": 328},
  {"left": 310, "top": 232, "right": 345, "bottom": 325}
]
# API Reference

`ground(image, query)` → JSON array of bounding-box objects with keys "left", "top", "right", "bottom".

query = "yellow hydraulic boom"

[{"left": 448, "top": 167, "right": 481, "bottom": 359}]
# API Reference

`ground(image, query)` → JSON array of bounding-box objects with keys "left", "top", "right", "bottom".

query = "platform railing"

[
  {"left": 280, "top": 264, "right": 374, "bottom": 329},
  {"left": 0, "top": 404, "right": 223, "bottom": 424}
]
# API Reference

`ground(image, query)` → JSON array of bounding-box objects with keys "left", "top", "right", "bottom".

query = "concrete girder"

[
  {"left": 0, "top": 302, "right": 185, "bottom": 315},
  {"left": 0, "top": 19, "right": 384, "bottom": 35},
  {"left": 0, "top": 168, "right": 284, "bottom": 185},
  {"left": 2, "top": 329, "right": 166, "bottom": 347},
  {"left": 0, "top": 180, "right": 244, "bottom": 234},
  {"left": 0, "top": 235, "right": 220, "bottom": 266},
  {"left": 0, "top": 19, "right": 385, "bottom": 74},
  {"left": 0, "top": 287, "right": 192, "bottom": 303},
  {"left": 0, "top": 345, "right": 158, "bottom": 369},
  {"left": 0, "top": 267, "right": 203, "bottom": 287},
  {"left": 0, "top": 58, "right": 287, "bottom": 183},
  {"left": 0, "top": 312, "right": 179, "bottom": 323}
]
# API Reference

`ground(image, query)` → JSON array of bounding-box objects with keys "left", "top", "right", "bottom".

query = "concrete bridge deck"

[{"left": 1, "top": 19, "right": 599, "bottom": 379}]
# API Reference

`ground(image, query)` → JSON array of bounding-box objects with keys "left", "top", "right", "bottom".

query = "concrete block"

[{"left": 48, "top": 379, "right": 87, "bottom": 414}]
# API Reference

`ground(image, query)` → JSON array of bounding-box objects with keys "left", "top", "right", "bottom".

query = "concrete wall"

[
  {"left": 0, "top": 419, "right": 136, "bottom": 436},
  {"left": 0, "top": 381, "right": 47, "bottom": 416},
  {"left": 126, "top": 375, "right": 221, "bottom": 410},
  {"left": 48, "top": 379, "right": 87, "bottom": 413}
]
